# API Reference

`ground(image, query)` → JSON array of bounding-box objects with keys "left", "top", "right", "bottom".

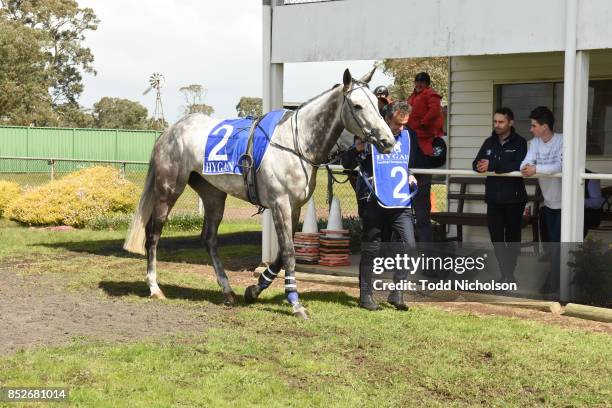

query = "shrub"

[
  {"left": 88, "top": 213, "right": 133, "bottom": 230},
  {"left": 165, "top": 213, "right": 203, "bottom": 231},
  {"left": 5, "top": 166, "right": 138, "bottom": 228},
  {"left": 0, "top": 181, "right": 22, "bottom": 218},
  {"left": 89, "top": 212, "right": 204, "bottom": 231}
]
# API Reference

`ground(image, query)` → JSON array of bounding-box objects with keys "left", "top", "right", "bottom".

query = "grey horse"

[{"left": 123, "top": 68, "right": 395, "bottom": 319}]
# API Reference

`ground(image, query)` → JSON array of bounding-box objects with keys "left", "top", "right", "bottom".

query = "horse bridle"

[{"left": 342, "top": 81, "right": 383, "bottom": 146}]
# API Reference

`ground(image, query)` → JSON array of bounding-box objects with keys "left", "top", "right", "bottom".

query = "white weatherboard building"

[{"left": 261, "top": 0, "right": 612, "bottom": 301}]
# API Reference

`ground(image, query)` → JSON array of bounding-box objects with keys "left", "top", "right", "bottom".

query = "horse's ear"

[
  {"left": 343, "top": 68, "right": 352, "bottom": 92},
  {"left": 359, "top": 66, "right": 377, "bottom": 84}
]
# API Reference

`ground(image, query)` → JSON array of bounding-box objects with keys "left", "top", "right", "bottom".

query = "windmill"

[{"left": 143, "top": 73, "right": 165, "bottom": 123}]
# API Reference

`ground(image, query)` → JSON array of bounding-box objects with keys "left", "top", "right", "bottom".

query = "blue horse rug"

[{"left": 203, "top": 110, "right": 287, "bottom": 175}]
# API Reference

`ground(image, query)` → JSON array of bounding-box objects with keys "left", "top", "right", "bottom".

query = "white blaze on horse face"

[{"left": 343, "top": 86, "right": 395, "bottom": 154}]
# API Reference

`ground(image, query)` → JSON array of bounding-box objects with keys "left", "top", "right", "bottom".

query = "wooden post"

[
  {"left": 563, "top": 303, "right": 612, "bottom": 323},
  {"left": 49, "top": 159, "right": 55, "bottom": 181}
]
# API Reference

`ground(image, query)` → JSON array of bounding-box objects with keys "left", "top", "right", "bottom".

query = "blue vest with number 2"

[
  {"left": 202, "top": 110, "right": 287, "bottom": 175},
  {"left": 371, "top": 129, "right": 413, "bottom": 208}
]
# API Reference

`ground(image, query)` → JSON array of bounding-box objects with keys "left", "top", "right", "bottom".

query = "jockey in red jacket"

[{"left": 407, "top": 72, "right": 444, "bottom": 156}]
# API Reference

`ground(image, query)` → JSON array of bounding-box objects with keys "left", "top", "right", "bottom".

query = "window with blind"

[{"left": 496, "top": 80, "right": 612, "bottom": 156}]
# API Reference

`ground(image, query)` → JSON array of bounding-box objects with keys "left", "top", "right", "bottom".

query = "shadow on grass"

[
  {"left": 99, "top": 280, "right": 358, "bottom": 310},
  {"left": 41, "top": 231, "right": 262, "bottom": 271},
  {"left": 99, "top": 280, "right": 234, "bottom": 305}
]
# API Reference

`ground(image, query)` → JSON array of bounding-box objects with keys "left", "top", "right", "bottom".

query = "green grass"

[
  {"left": 8, "top": 307, "right": 611, "bottom": 408},
  {"left": 0, "top": 218, "right": 610, "bottom": 406},
  {"left": 0, "top": 219, "right": 260, "bottom": 262},
  {"left": 88, "top": 212, "right": 262, "bottom": 231}
]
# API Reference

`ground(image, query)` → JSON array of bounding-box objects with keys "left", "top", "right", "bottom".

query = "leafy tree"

[
  {"left": 381, "top": 57, "right": 449, "bottom": 103},
  {"left": 1, "top": 0, "right": 99, "bottom": 106},
  {"left": 55, "top": 103, "right": 94, "bottom": 128},
  {"left": 0, "top": 19, "right": 54, "bottom": 125},
  {"left": 188, "top": 103, "right": 214, "bottom": 116},
  {"left": 92, "top": 97, "right": 148, "bottom": 130},
  {"left": 179, "top": 84, "right": 214, "bottom": 115},
  {"left": 236, "top": 96, "right": 262, "bottom": 117}
]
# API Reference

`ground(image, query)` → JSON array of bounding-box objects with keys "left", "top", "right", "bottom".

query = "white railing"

[
  {"left": 326, "top": 164, "right": 563, "bottom": 179},
  {"left": 581, "top": 172, "right": 612, "bottom": 180},
  {"left": 0, "top": 156, "right": 147, "bottom": 165},
  {"left": 327, "top": 164, "right": 612, "bottom": 181},
  {"left": 282, "top": 0, "right": 341, "bottom": 4}
]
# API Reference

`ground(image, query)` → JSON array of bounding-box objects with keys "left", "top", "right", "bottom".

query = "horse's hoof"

[
  {"left": 292, "top": 304, "right": 309, "bottom": 320},
  {"left": 223, "top": 291, "right": 236, "bottom": 306},
  {"left": 150, "top": 291, "right": 166, "bottom": 300},
  {"left": 244, "top": 285, "right": 260, "bottom": 304}
]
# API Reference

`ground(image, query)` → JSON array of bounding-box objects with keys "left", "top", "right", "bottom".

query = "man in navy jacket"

[{"left": 473, "top": 107, "right": 527, "bottom": 282}]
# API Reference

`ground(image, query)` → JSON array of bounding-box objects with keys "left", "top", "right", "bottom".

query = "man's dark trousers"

[
  {"left": 413, "top": 174, "right": 433, "bottom": 242},
  {"left": 540, "top": 206, "right": 561, "bottom": 293},
  {"left": 359, "top": 200, "right": 416, "bottom": 296},
  {"left": 487, "top": 202, "right": 525, "bottom": 279}
]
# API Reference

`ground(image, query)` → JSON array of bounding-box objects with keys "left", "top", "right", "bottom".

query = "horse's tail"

[{"left": 123, "top": 158, "right": 156, "bottom": 255}]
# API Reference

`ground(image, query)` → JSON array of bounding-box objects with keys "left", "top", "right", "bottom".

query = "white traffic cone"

[
  {"left": 325, "top": 196, "right": 343, "bottom": 237},
  {"left": 295, "top": 197, "right": 319, "bottom": 265},
  {"left": 302, "top": 197, "right": 318, "bottom": 234},
  {"left": 319, "top": 195, "right": 350, "bottom": 267}
]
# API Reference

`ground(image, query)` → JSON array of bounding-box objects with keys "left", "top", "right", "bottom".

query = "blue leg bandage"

[
  {"left": 285, "top": 275, "right": 298, "bottom": 305},
  {"left": 257, "top": 266, "right": 278, "bottom": 290},
  {"left": 286, "top": 291, "right": 299, "bottom": 305}
]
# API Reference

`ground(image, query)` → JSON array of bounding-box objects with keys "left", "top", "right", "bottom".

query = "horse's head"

[{"left": 340, "top": 68, "right": 395, "bottom": 154}]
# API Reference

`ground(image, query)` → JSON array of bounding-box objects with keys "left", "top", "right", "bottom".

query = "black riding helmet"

[
  {"left": 373, "top": 85, "right": 389, "bottom": 97},
  {"left": 427, "top": 137, "right": 447, "bottom": 168}
]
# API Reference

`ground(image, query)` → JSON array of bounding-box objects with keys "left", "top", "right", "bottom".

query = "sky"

[{"left": 78, "top": 0, "right": 394, "bottom": 123}]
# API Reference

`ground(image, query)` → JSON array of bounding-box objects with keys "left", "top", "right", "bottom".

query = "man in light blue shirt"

[{"left": 520, "top": 106, "right": 562, "bottom": 294}]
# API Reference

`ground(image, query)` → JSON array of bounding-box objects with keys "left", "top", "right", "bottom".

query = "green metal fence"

[{"left": 0, "top": 125, "right": 160, "bottom": 172}]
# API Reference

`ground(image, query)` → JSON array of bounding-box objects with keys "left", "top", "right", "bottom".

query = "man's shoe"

[
  {"left": 387, "top": 290, "right": 409, "bottom": 311},
  {"left": 359, "top": 294, "right": 381, "bottom": 311}
]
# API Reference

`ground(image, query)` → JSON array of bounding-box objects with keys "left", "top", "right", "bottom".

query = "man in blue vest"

[{"left": 342, "top": 101, "right": 418, "bottom": 311}]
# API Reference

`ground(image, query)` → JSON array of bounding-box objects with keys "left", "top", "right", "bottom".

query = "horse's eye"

[{"left": 354, "top": 104, "right": 363, "bottom": 110}]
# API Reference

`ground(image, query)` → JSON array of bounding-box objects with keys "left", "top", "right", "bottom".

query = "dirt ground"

[
  {"left": 0, "top": 270, "right": 212, "bottom": 355},
  {"left": 0, "top": 260, "right": 610, "bottom": 356}
]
